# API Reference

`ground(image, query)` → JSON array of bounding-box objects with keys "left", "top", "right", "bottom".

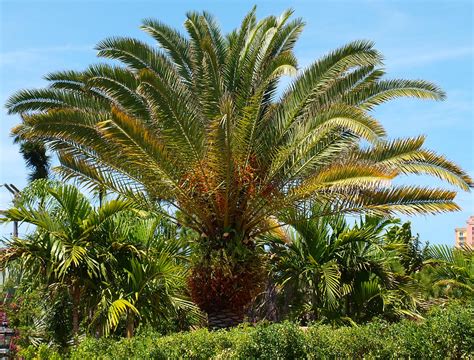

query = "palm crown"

[{"left": 7, "top": 8, "right": 472, "bottom": 247}]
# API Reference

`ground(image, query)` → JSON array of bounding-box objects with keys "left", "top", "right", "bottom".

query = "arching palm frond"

[
  {"left": 6, "top": 9, "right": 471, "bottom": 244},
  {"left": 425, "top": 245, "right": 474, "bottom": 296},
  {"left": 5, "top": 8, "right": 472, "bottom": 322}
]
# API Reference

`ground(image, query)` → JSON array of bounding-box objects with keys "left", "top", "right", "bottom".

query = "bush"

[
  {"left": 19, "top": 344, "right": 63, "bottom": 360},
  {"left": 233, "top": 322, "right": 306, "bottom": 359},
  {"left": 21, "top": 302, "right": 473, "bottom": 359}
]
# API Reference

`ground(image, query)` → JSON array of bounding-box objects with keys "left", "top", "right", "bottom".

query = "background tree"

[
  {"left": 385, "top": 221, "right": 428, "bottom": 274},
  {"left": 6, "top": 8, "right": 472, "bottom": 325},
  {"left": 13, "top": 135, "right": 50, "bottom": 182}
]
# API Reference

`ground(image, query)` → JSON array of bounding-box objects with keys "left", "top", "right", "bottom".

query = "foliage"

[
  {"left": 3, "top": 11, "right": 474, "bottom": 358},
  {"left": 385, "top": 221, "right": 428, "bottom": 274},
  {"left": 423, "top": 245, "right": 474, "bottom": 297},
  {"left": 13, "top": 136, "right": 51, "bottom": 182},
  {"left": 0, "top": 180, "right": 201, "bottom": 348},
  {"left": 3, "top": 182, "right": 471, "bottom": 356},
  {"left": 19, "top": 301, "right": 474, "bottom": 359},
  {"left": 261, "top": 208, "right": 422, "bottom": 323},
  {"left": 6, "top": 8, "right": 473, "bottom": 315},
  {"left": 0, "top": 280, "right": 54, "bottom": 349}
]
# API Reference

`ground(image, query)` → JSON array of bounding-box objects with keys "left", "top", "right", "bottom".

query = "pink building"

[{"left": 455, "top": 216, "right": 474, "bottom": 248}]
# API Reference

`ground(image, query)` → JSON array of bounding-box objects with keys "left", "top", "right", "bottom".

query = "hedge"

[{"left": 20, "top": 302, "right": 473, "bottom": 359}]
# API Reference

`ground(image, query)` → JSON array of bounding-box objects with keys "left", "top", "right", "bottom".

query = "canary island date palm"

[{"left": 6, "top": 8, "right": 472, "bottom": 325}]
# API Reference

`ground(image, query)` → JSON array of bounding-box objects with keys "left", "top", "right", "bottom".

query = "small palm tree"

[
  {"left": 265, "top": 211, "right": 420, "bottom": 323},
  {"left": 338, "top": 221, "right": 420, "bottom": 322},
  {"left": 0, "top": 180, "right": 134, "bottom": 336},
  {"left": 1, "top": 181, "right": 201, "bottom": 339},
  {"left": 90, "top": 215, "right": 200, "bottom": 337},
  {"left": 264, "top": 210, "right": 346, "bottom": 320},
  {"left": 425, "top": 245, "right": 474, "bottom": 296},
  {"left": 6, "top": 9, "right": 472, "bottom": 323}
]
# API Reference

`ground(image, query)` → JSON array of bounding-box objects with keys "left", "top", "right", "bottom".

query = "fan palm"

[{"left": 6, "top": 8, "right": 472, "bottom": 322}]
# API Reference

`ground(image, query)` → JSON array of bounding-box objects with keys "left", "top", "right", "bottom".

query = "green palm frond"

[
  {"left": 320, "top": 261, "right": 341, "bottom": 307},
  {"left": 101, "top": 298, "right": 139, "bottom": 336},
  {"left": 5, "top": 9, "right": 471, "bottom": 246},
  {"left": 344, "top": 79, "right": 446, "bottom": 111},
  {"left": 424, "top": 245, "right": 473, "bottom": 296},
  {"left": 6, "top": 88, "right": 109, "bottom": 114}
]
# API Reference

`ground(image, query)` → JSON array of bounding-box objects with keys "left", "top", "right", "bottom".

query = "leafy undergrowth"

[{"left": 21, "top": 301, "right": 473, "bottom": 360}]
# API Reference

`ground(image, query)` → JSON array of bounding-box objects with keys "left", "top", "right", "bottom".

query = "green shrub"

[
  {"left": 21, "top": 302, "right": 474, "bottom": 359},
  {"left": 233, "top": 322, "right": 306, "bottom": 359},
  {"left": 151, "top": 328, "right": 234, "bottom": 359},
  {"left": 19, "top": 344, "right": 63, "bottom": 360},
  {"left": 305, "top": 322, "right": 388, "bottom": 359},
  {"left": 304, "top": 302, "right": 474, "bottom": 359}
]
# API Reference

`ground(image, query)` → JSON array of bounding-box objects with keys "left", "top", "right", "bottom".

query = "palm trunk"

[
  {"left": 71, "top": 284, "right": 81, "bottom": 338},
  {"left": 312, "top": 285, "right": 320, "bottom": 321},
  {"left": 207, "top": 309, "right": 244, "bottom": 329},
  {"left": 125, "top": 312, "right": 134, "bottom": 338},
  {"left": 188, "top": 248, "right": 266, "bottom": 329}
]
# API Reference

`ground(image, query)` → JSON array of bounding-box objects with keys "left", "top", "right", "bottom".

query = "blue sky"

[{"left": 1, "top": 0, "right": 473, "bottom": 244}]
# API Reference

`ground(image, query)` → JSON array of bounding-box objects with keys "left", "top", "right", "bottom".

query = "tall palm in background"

[
  {"left": 13, "top": 135, "right": 50, "bottom": 182},
  {"left": 6, "top": 8, "right": 472, "bottom": 324}
]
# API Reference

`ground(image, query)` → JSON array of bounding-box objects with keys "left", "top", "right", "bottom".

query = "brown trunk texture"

[
  {"left": 207, "top": 308, "right": 244, "bottom": 329},
  {"left": 71, "top": 285, "right": 81, "bottom": 338},
  {"left": 126, "top": 313, "right": 134, "bottom": 338}
]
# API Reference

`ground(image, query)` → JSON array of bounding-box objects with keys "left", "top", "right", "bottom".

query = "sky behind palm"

[{"left": 1, "top": 0, "right": 473, "bottom": 244}]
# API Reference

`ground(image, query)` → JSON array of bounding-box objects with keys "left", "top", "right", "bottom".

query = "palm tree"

[
  {"left": 6, "top": 9, "right": 472, "bottom": 324},
  {"left": 265, "top": 211, "right": 421, "bottom": 323},
  {"left": 13, "top": 135, "right": 50, "bottom": 182},
  {"left": 384, "top": 221, "right": 428, "bottom": 274},
  {"left": 337, "top": 219, "right": 421, "bottom": 322},
  {"left": 1, "top": 183, "right": 200, "bottom": 340},
  {"left": 89, "top": 215, "right": 201, "bottom": 337},
  {"left": 424, "top": 245, "right": 474, "bottom": 296},
  {"left": 0, "top": 180, "right": 134, "bottom": 336},
  {"left": 264, "top": 211, "right": 347, "bottom": 321}
]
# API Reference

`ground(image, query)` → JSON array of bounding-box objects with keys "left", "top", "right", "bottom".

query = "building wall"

[
  {"left": 466, "top": 216, "right": 474, "bottom": 248},
  {"left": 455, "top": 216, "right": 474, "bottom": 248},
  {"left": 455, "top": 227, "right": 467, "bottom": 248}
]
